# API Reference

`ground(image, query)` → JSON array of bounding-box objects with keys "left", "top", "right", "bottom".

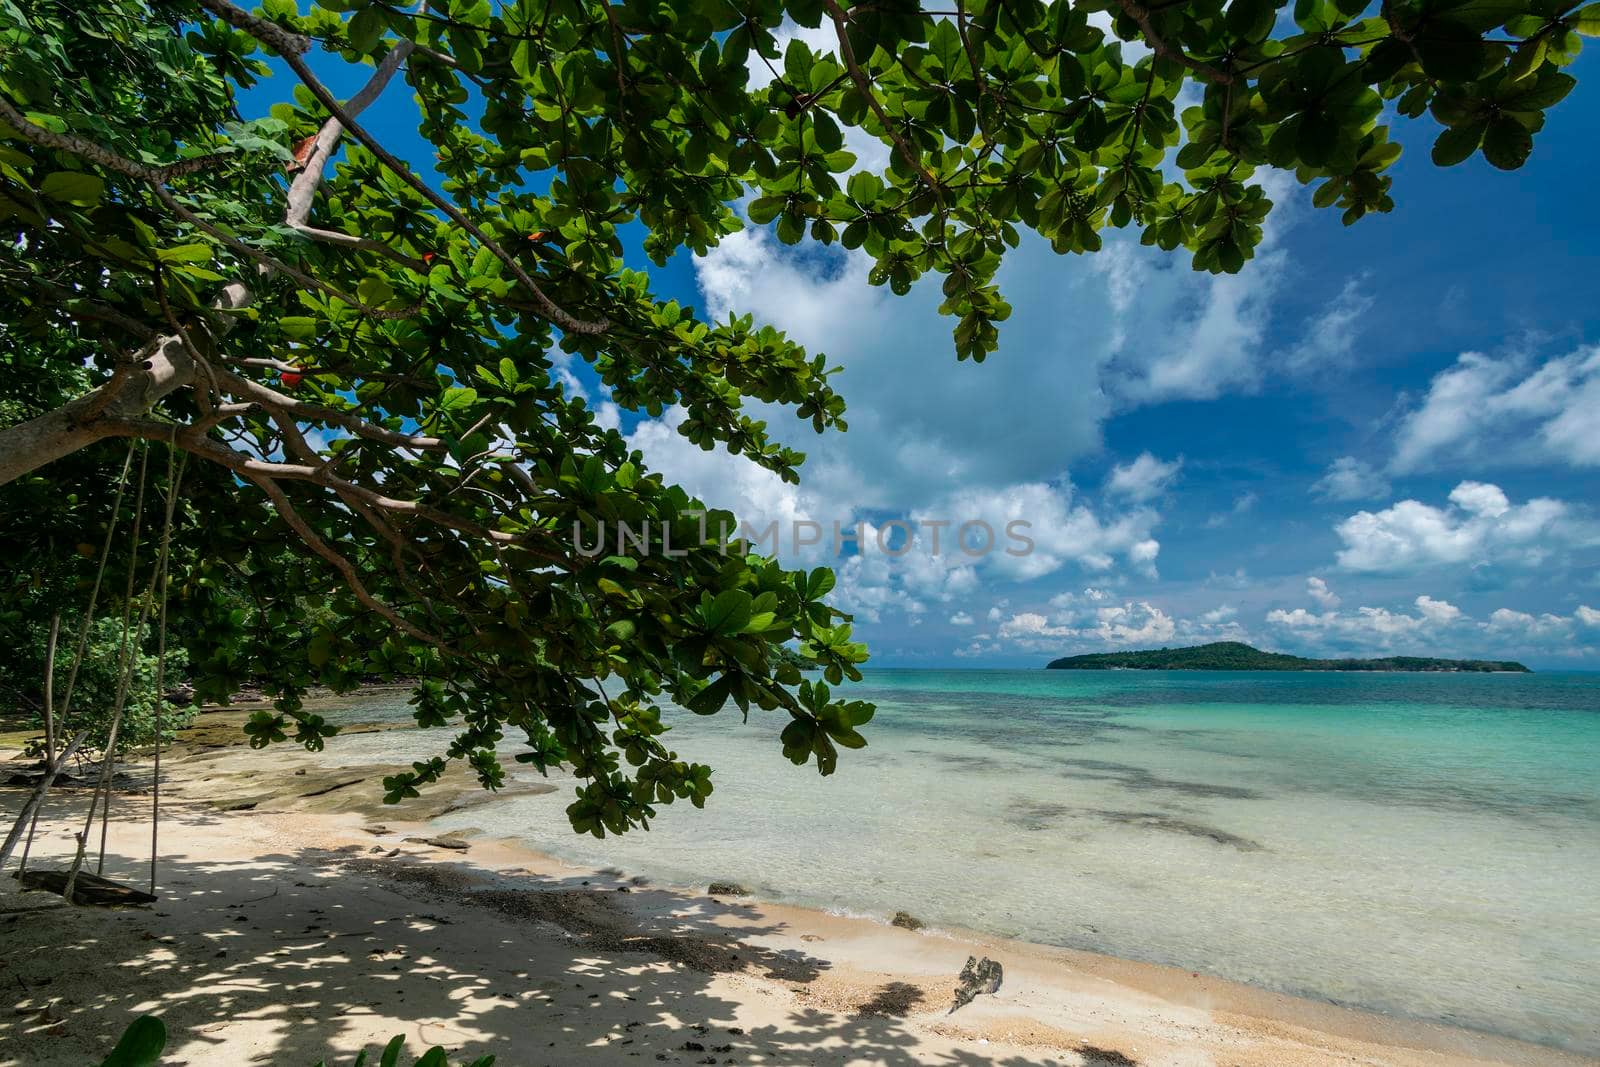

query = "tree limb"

[
  {"left": 1112, "top": 0, "right": 1235, "bottom": 84},
  {"left": 243, "top": 471, "right": 456, "bottom": 654},
  {"left": 284, "top": 40, "right": 429, "bottom": 272},
  {"left": 194, "top": 0, "right": 609, "bottom": 337},
  {"left": 823, "top": 0, "right": 945, "bottom": 202}
]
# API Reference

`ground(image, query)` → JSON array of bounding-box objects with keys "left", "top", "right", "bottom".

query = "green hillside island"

[{"left": 1045, "top": 642, "right": 1530, "bottom": 673}]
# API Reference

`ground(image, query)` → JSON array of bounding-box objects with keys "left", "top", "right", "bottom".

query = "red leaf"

[{"left": 285, "top": 134, "right": 319, "bottom": 174}]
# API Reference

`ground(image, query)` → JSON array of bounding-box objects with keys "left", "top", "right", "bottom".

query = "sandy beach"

[{"left": 2, "top": 713, "right": 1595, "bottom": 1067}]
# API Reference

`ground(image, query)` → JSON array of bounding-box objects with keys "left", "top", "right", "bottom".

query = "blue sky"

[{"left": 252, "top": 34, "right": 1600, "bottom": 669}]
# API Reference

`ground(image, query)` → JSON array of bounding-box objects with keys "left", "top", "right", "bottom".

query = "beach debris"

[
  {"left": 707, "top": 881, "right": 749, "bottom": 897},
  {"left": 891, "top": 911, "right": 924, "bottom": 930},
  {"left": 949, "top": 956, "right": 1003, "bottom": 1013}
]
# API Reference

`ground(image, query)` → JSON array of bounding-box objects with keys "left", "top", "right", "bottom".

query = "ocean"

[{"left": 311, "top": 669, "right": 1600, "bottom": 1055}]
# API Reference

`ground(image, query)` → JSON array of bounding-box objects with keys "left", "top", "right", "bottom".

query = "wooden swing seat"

[{"left": 12, "top": 868, "right": 158, "bottom": 906}]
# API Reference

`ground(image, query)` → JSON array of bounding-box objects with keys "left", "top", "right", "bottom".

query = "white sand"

[{"left": 2, "top": 737, "right": 1594, "bottom": 1067}]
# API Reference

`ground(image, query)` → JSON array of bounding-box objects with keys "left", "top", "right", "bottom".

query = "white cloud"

[
  {"left": 948, "top": 611, "right": 974, "bottom": 626},
  {"left": 694, "top": 229, "right": 1116, "bottom": 510},
  {"left": 1313, "top": 456, "right": 1390, "bottom": 502},
  {"left": 1267, "top": 594, "right": 1464, "bottom": 641},
  {"left": 1286, "top": 278, "right": 1375, "bottom": 372},
  {"left": 995, "top": 600, "right": 1179, "bottom": 651},
  {"left": 1577, "top": 605, "right": 1600, "bottom": 627},
  {"left": 1334, "top": 481, "right": 1595, "bottom": 574},
  {"left": 1307, "top": 576, "right": 1340, "bottom": 609},
  {"left": 1449, "top": 480, "right": 1510, "bottom": 518},
  {"left": 1106, "top": 452, "right": 1181, "bottom": 502},
  {"left": 1205, "top": 491, "right": 1258, "bottom": 529},
  {"left": 1485, "top": 608, "right": 1574, "bottom": 639},
  {"left": 1415, "top": 595, "right": 1463, "bottom": 625},
  {"left": 1391, "top": 346, "right": 1600, "bottom": 472}
]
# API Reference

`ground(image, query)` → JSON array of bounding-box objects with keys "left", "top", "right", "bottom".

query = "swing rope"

[
  {"left": 91, "top": 441, "right": 153, "bottom": 879},
  {"left": 6, "top": 442, "right": 136, "bottom": 877},
  {"left": 149, "top": 443, "right": 186, "bottom": 894}
]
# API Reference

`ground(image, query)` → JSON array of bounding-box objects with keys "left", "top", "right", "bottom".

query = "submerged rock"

[
  {"left": 706, "top": 881, "right": 749, "bottom": 897},
  {"left": 890, "top": 911, "right": 925, "bottom": 931},
  {"left": 949, "top": 955, "right": 1003, "bottom": 1013}
]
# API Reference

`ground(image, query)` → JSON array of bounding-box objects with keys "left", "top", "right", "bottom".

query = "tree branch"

[
  {"left": 823, "top": 0, "right": 944, "bottom": 202},
  {"left": 194, "top": 0, "right": 608, "bottom": 336},
  {"left": 243, "top": 472, "right": 456, "bottom": 654},
  {"left": 1112, "top": 0, "right": 1235, "bottom": 84},
  {"left": 214, "top": 369, "right": 447, "bottom": 452},
  {"left": 284, "top": 40, "right": 429, "bottom": 271}
]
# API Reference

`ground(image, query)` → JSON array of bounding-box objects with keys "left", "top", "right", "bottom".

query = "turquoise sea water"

[{"left": 316, "top": 670, "right": 1600, "bottom": 1055}]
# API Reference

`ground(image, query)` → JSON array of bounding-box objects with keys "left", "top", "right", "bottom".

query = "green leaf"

[
  {"left": 156, "top": 243, "right": 213, "bottom": 264},
  {"left": 100, "top": 1016, "right": 166, "bottom": 1067},
  {"left": 687, "top": 674, "right": 733, "bottom": 714},
  {"left": 1481, "top": 115, "right": 1533, "bottom": 169},
  {"left": 806, "top": 567, "right": 835, "bottom": 599},
  {"left": 348, "top": 6, "right": 384, "bottom": 52},
  {"left": 39, "top": 171, "right": 105, "bottom": 206},
  {"left": 279, "top": 316, "right": 318, "bottom": 339},
  {"left": 747, "top": 196, "right": 784, "bottom": 224},
  {"left": 1226, "top": 0, "right": 1276, "bottom": 41},
  {"left": 1431, "top": 122, "right": 1484, "bottom": 166},
  {"left": 704, "top": 589, "right": 753, "bottom": 635}
]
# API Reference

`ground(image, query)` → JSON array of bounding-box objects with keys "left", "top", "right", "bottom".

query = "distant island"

[{"left": 1045, "top": 641, "right": 1530, "bottom": 673}]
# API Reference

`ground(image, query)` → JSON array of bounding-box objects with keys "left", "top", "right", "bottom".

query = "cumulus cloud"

[
  {"left": 1266, "top": 591, "right": 1599, "bottom": 659},
  {"left": 993, "top": 601, "right": 1178, "bottom": 651},
  {"left": 1333, "top": 481, "right": 1595, "bottom": 574},
  {"left": 1414, "top": 595, "right": 1464, "bottom": 625},
  {"left": 948, "top": 611, "right": 974, "bottom": 626},
  {"left": 1267, "top": 595, "right": 1466, "bottom": 643},
  {"left": 1313, "top": 456, "right": 1390, "bottom": 502},
  {"left": 1485, "top": 608, "right": 1578, "bottom": 639},
  {"left": 694, "top": 229, "right": 1116, "bottom": 510},
  {"left": 1106, "top": 451, "right": 1182, "bottom": 502},
  {"left": 1391, "top": 346, "right": 1600, "bottom": 472},
  {"left": 1307, "top": 576, "right": 1340, "bottom": 609}
]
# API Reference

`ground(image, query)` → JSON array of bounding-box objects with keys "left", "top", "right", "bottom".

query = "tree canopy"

[{"left": 0, "top": 0, "right": 1588, "bottom": 834}]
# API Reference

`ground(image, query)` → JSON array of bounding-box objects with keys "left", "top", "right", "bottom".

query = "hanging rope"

[
  {"left": 63, "top": 443, "right": 153, "bottom": 902},
  {"left": 6, "top": 442, "right": 136, "bottom": 876},
  {"left": 97, "top": 441, "right": 153, "bottom": 877},
  {"left": 149, "top": 442, "right": 186, "bottom": 895}
]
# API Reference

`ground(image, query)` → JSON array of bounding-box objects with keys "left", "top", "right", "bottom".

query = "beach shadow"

[
  {"left": 0, "top": 794, "right": 1067, "bottom": 1067},
  {"left": 854, "top": 980, "right": 925, "bottom": 1017}
]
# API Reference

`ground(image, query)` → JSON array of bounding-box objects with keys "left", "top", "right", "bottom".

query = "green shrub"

[{"left": 7, "top": 616, "right": 193, "bottom": 760}]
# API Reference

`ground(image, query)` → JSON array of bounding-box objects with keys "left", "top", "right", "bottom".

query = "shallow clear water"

[{"left": 313, "top": 669, "right": 1600, "bottom": 1055}]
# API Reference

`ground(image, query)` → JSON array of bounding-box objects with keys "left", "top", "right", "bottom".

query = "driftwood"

[
  {"left": 13, "top": 868, "right": 158, "bottom": 906},
  {"left": 949, "top": 955, "right": 1003, "bottom": 1013}
]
